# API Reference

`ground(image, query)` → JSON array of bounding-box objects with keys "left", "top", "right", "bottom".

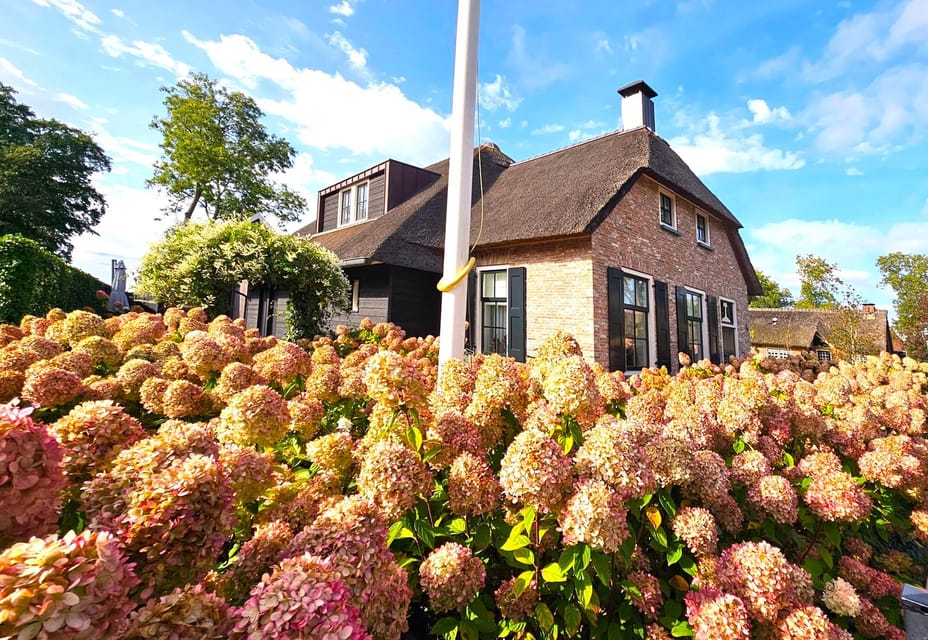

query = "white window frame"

[
  {"left": 682, "top": 286, "right": 710, "bottom": 362},
  {"left": 659, "top": 190, "right": 676, "bottom": 230},
  {"left": 351, "top": 280, "right": 360, "bottom": 313},
  {"left": 719, "top": 296, "right": 738, "bottom": 359},
  {"left": 337, "top": 181, "right": 371, "bottom": 228},
  {"left": 356, "top": 182, "right": 369, "bottom": 221},
  {"left": 476, "top": 265, "right": 509, "bottom": 356},
  {"left": 621, "top": 267, "right": 658, "bottom": 373},
  {"left": 696, "top": 210, "right": 710, "bottom": 246},
  {"left": 766, "top": 347, "right": 790, "bottom": 359}
]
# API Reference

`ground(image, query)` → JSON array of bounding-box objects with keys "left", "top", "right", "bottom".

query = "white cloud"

[
  {"left": 531, "top": 123, "right": 564, "bottom": 135},
  {"left": 329, "top": 1, "right": 354, "bottom": 17},
  {"left": 278, "top": 152, "right": 338, "bottom": 230},
  {"left": 55, "top": 92, "right": 87, "bottom": 109},
  {"left": 327, "top": 31, "right": 367, "bottom": 71},
  {"left": 669, "top": 113, "right": 804, "bottom": 175},
  {"left": 100, "top": 35, "right": 191, "bottom": 78},
  {"left": 498, "top": 117, "right": 511, "bottom": 129},
  {"left": 183, "top": 32, "right": 450, "bottom": 165},
  {"left": 803, "top": 64, "right": 928, "bottom": 154},
  {"left": 0, "top": 57, "right": 39, "bottom": 88},
  {"left": 110, "top": 8, "right": 124, "bottom": 17},
  {"left": 478, "top": 74, "right": 521, "bottom": 112},
  {"left": 747, "top": 99, "right": 791, "bottom": 124},
  {"left": 31, "top": 0, "right": 101, "bottom": 33},
  {"left": 846, "top": 167, "right": 864, "bottom": 176},
  {"left": 594, "top": 38, "right": 613, "bottom": 55},
  {"left": 803, "top": 0, "right": 928, "bottom": 81},
  {"left": 70, "top": 181, "right": 174, "bottom": 287},
  {"left": 568, "top": 129, "right": 583, "bottom": 142},
  {"left": 746, "top": 217, "right": 928, "bottom": 309},
  {"left": 508, "top": 25, "right": 569, "bottom": 89}
]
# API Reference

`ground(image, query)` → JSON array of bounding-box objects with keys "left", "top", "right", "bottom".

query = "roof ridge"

[{"left": 510, "top": 127, "right": 641, "bottom": 166}]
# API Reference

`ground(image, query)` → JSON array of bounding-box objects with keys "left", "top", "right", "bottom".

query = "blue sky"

[{"left": 1, "top": 0, "right": 926, "bottom": 312}]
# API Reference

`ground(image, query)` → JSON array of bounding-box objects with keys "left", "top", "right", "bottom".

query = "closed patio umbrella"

[{"left": 107, "top": 259, "right": 129, "bottom": 313}]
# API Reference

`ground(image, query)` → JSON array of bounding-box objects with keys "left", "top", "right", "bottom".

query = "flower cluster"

[
  {"left": 124, "top": 583, "right": 231, "bottom": 640},
  {"left": 420, "top": 542, "right": 486, "bottom": 613},
  {"left": 51, "top": 400, "right": 146, "bottom": 483},
  {"left": 0, "top": 529, "right": 138, "bottom": 639},
  {"left": 0, "top": 403, "right": 65, "bottom": 544},
  {"left": 356, "top": 438, "right": 432, "bottom": 521},
  {"left": 558, "top": 478, "right": 628, "bottom": 553},
  {"left": 499, "top": 428, "right": 573, "bottom": 513},
  {"left": 230, "top": 553, "right": 369, "bottom": 640},
  {"left": 217, "top": 385, "right": 290, "bottom": 447}
]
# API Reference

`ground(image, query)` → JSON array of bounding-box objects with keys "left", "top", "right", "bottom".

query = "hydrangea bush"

[{"left": 0, "top": 306, "right": 924, "bottom": 639}]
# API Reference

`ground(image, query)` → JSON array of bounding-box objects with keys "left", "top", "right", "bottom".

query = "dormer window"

[
  {"left": 659, "top": 191, "right": 676, "bottom": 229},
  {"left": 340, "top": 189, "right": 352, "bottom": 225},
  {"left": 356, "top": 182, "right": 368, "bottom": 221},
  {"left": 337, "top": 181, "right": 370, "bottom": 227}
]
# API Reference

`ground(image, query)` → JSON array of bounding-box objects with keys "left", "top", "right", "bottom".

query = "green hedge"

[{"left": 0, "top": 234, "right": 107, "bottom": 323}]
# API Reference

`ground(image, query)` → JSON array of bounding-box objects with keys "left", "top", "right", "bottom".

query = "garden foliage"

[
  {"left": 0, "top": 234, "right": 106, "bottom": 324},
  {"left": 0, "top": 307, "right": 926, "bottom": 639}
]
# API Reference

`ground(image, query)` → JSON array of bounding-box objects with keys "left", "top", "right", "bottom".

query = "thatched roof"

[
  {"left": 305, "top": 126, "right": 760, "bottom": 293},
  {"left": 748, "top": 307, "right": 892, "bottom": 352}
]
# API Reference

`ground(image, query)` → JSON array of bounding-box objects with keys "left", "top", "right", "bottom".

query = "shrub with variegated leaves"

[{"left": 0, "top": 529, "right": 138, "bottom": 639}]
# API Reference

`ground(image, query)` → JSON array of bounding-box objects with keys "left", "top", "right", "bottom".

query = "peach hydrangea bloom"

[
  {"left": 822, "top": 577, "right": 861, "bottom": 618},
  {"left": 499, "top": 428, "right": 573, "bottom": 514},
  {"left": 50, "top": 400, "right": 146, "bottom": 482},
  {"left": 715, "top": 541, "right": 795, "bottom": 623},
  {"left": 558, "top": 478, "right": 629, "bottom": 553},
  {"left": 747, "top": 475, "right": 798, "bottom": 525},
  {"left": 448, "top": 452, "right": 500, "bottom": 517},
  {"left": 218, "top": 385, "right": 291, "bottom": 448},
  {"left": 672, "top": 507, "right": 718, "bottom": 558},
  {"left": 420, "top": 542, "right": 486, "bottom": 613},
  {"left": 356, "top": 438, "right": 432, "bottom": 520},
  {"left": 684, "top": 587, "right": 751, "bottom": 640}
]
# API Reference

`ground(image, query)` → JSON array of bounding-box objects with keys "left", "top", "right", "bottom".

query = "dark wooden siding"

[
  {"left": 368, "top": 172, "right": 386, "bottom": 220},
  {"left": 386, "top": 160, "right": 439, "bottom": 210},
  {"left": 320, "top": 193, "right": 339, "bottom": 232},
  {"left": 326, "top": 264, "right": 391, "bottom": 330},
  {"left": 389, "top": 266, "right": 441, "bottom": 339},
  {"left": 272, "top": 289, "right": 289, "bottom": 339}
]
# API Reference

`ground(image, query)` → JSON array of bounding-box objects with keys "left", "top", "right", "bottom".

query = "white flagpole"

[{"left": 438, "top": 0, "right": 480, "bottom": 369}]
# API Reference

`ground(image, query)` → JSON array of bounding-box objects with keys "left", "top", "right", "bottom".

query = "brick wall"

[
  {"left": 475, "top": 237, "right": 595, "bottom": 360},
  {"left": 590, "top": 175, "right": 752, "bottom": 368}
]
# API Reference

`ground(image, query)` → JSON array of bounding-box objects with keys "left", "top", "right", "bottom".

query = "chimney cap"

[{"left": 617, "top": 80, "right": 658, "bottom": 99}]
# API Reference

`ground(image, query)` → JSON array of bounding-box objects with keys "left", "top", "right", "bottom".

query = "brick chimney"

[
  {"left": 618, "top": 80, "right": 658, "bottom": 132},
  {"left": 862, "top": 302, "right": 876, "bottom": 313}
]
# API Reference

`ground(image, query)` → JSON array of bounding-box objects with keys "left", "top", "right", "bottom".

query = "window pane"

[
  {"left": 482, "top": 272, "right": 496, "bottom": 298},
  {"left": 720, "top": 300, "right": 734, "bottom": 326},
  {"left": 636, "top": 282, "right": 648, "bottom": 308},
  {"left": 624, "top": 277, "right": 635, "bottom": 306},
  {"left": 356, "top": 183, "right": 368, "bottom": 220},
  {"left": 660, "top": 194, "right": 673, "bottom": 226},
  {"left": 635, "top": 340, "right": 647, "bottom": 368},
  {"left": 722, "top": 327, "right": 736, "bottom": 360},
  {"left": 635, "top": 311, "right": 646, "bottom": 338},
  {"left": 495, "top": 271, "right": 507, "bottom": 299}
]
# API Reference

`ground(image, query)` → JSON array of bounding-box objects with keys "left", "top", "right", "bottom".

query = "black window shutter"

[
  {"left": 607, "top": 267, "right": 625, "bottom": 371},
  {"left": 507, "top": 267, "right": 526, "bottom": 362},
  {"left": 654, "top": 280, "right": 670, "bottom": 369},
  {"left": 675, "top": 285, "right": 689, "bottom": 366},
  {"left": 707, "top": 295, "right": 720, "bottom": 364}
]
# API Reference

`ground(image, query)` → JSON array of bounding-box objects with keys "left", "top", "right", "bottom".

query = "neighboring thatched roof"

[
  {"left": 748, "top": 307, "right": 893, "bottom": 353},
  {"left": 305, "top": 126, "right": 760, "bottom": 294}
]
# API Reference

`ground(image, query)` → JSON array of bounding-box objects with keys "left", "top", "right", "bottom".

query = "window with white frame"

[
  {"left": 337, "top": 181, "right": 370, "bottom": 227},
  {"left": 767, "top": 348, "right": 790, "bottom": 359},
  {"left": 356, "top": 182, "right": 368, "bottom": 221},
  {"left": 351, "top": 280, "right": 360, "bottom": 313},
  {"left": 659, "top": 191, "right": 676, "bottom": 228},
  {"left": 684, "top": 290, "right": 704, "bottom": 361},
  {"left": 339, "top": 188, "right": 352, "bottom": 226},
  {"left": 816, "top": 349, "right": 832, "bottom": 363},
  {"left": 720, "top": 298, "right": 737, "bottom": 361},
  {"left": 480, "top": 269, "right": 508, "bottom": 355},
  {"left": 696, "top": 211, "right": 710, "bottom": 245}
]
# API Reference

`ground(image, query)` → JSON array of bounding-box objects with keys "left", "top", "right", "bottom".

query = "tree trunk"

[{"left": 183, "top": 184, "right": 202, "bottom": 222}]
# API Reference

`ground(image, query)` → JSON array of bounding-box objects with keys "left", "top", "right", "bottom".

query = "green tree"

[
  {"left": 749, "top": 269, "right": 795, "bottom": 308},
  {"left": 136, "top": 219, "right": 348, "bottom": 338},
  {"left": 795, "top": 254, "right": 843, "bottom": 309},
  {"left": 0, "top": 83, "right": 111, "bottom": 259},
  {"left": 877, "top": 252, "right": 928, "bottom": 360},
  {"left": 147, "top": 73, "right": 305, "bottom": 224}
]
